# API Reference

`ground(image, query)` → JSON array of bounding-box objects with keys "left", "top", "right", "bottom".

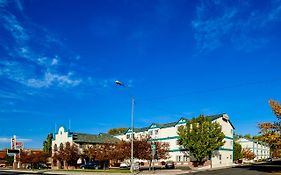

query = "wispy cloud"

[
  {"left": 27, "top": 72, "right": 81, "bottom": 88},
  {"left": 192, "top": 0, "right": 281, "bottom": 53},
  {"left": 0, "top": 137, "right": 32, "bottom": 143},
  {"left": 0, "top": 0, "right": 82, "bottom": 92},
  {"left": 0, "top": 137, "right": 10, "bottom": 143}
]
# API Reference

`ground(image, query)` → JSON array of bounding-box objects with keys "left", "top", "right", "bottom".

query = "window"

[
  {"left": 126, "top": 134, "right": 130, "bottom": 139},
  {"left": 154, "top": 129, "right": 159, "bottom": 135},
  {"left": 176, "top": 155, "right": 181, "bottom": 162},
  {"left": 54, "top": 144, "right": 58, "bottom": 151},
  {"left": 148, "top": 130, "right": 153, "bottom": 135},
  {"left": 219, "top": 155, "right": 222, "bottom": 160},
  {"left": 230, "top": 155, "right": 232, "bottom": 159},
  {"left": 231, "top": 129, "right": 233, "bottom": 134},
  {"left": 183, "top": 155, "right": 189, "bottom": 161}
]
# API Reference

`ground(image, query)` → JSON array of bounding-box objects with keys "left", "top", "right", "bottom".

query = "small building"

[
  {"left": 51, "top": 126, "right": 119, "bottom": 169},
  {"left": 115, "top": 113, "right": 235, "bottom": 168},
  {"left": 236, "top": 138, "right": 270, "bottom": 161}
]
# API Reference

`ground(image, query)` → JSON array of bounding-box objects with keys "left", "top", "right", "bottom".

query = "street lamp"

[{"left": 115, "top": 80, "right": 135, "bottom": 173}]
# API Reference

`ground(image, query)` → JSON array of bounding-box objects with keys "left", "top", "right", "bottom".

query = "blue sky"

[{"left": 1, "top": 0, "right": 281, "bottom": 149}]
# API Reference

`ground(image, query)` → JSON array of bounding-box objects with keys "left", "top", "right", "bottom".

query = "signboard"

[
  {"left": 16, "top": 142, "right": 23, "bottom": 149},
  {"left": 7, "top": 149, "right": 20, "bottom": 154}
]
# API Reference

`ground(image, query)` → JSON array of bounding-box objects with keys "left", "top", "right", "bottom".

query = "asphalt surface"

[
  {"left": 188, "top": 160, "right": 281, "bottom": 175},
  {"left": 0, "top": 160, "right": 280, "bottom": 175}
]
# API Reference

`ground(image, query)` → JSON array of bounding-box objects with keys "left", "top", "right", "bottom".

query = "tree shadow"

[{"left": 233, "top": 160, "right": 281, "bottom": 173}]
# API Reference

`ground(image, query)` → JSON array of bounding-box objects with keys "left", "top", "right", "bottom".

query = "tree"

[
  {"left": 95, "top": 144, "right": 114, "bottom": 169},
  {"left": 269, "top": 99, "right": 281, "bottom": 118},
  {"left": 107, "top": 128, "right": 128, "bottom": 135},
  {"left": 242, "top": 148, "right": 256, "bottom": 160},
  {"left": 43, "top": 133, "right": 53, "bottom": 156},
  {"left": 244, "top": 134, "right": 252, "bottom": 140},
  {"left": 178, "top": 115, "right": 225, "bottom": 165},
  {"left": 133, "top": 137, "right": 170, "bottom": 169},
  {"left": 4, "top": 154, "right": 14, "bottom": 166},
  {"left": 20, "top": 150, "right": 48, "bottom": 168},
  {"left": 257, "top": 99, "right": 281, "bottom": 150},
  {"left": 272, "top": 149, "right": 281, "bottom": 158},
  {"left": 58, "top": 142, "right": 80, "bottom": 168},
  {"left": 233, "top": 142, "right": 242, "bottom": 161},
  {"left": 258, "top": 122, "right": 281, "bottom": 149}
]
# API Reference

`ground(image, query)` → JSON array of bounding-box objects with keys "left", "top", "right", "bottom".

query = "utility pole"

[{"left": 130, "top": 96, "right": 134, "bottom": 173}]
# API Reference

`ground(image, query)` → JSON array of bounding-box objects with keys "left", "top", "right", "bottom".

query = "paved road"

[
  {"left": 187, "top": 160, "right": 281, "bottom": 175},
  {"left": 1, "top": 160, "right": 280, "bottom": 175}
]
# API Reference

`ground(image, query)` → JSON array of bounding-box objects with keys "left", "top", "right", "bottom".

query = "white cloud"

[
  {"left": 192, "top": 0, "right": 281, "bottom": 53},
  {"left": 0, "top": 137, "right": 10, "bottom": 143},
  {"left": 27, "top": 72, "right": 81, "bottom": 88},
  {"left": 2, "top": 13, "right": 29, "bottom": 42},
  {"left": 0, "top": 137, "right": 32, "bottom": 143},
  {"left": 51, "top": 57, "right": 59, "bottom": 65}
]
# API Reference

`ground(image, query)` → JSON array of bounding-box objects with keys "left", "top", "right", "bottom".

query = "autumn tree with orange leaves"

[
  {"left": 257, "top": 100, "right": 281, "bottom": 151},
  {"left": 82, "top": 137, "right": 169, "bottom": 169},
  {"left": 242, "top": 148, "right": 256, "bottom": 160},
  {"left": 20, "top": 150, "right": 48, "bottom": 168}
]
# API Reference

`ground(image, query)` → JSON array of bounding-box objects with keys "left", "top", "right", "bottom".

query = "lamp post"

[{"left": 115, "top": 80, "right": 134, "bottom": 173}]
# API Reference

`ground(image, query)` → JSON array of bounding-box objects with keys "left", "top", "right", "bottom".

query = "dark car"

[
  {"left": 27, "top": 163, "right": 48, "bottom": 169},
  {"left": 80, "top": 161, "right": 100, "bottom": 169},
  {"left": 165, "top": 161, "right": 175, "bottom": 169}
]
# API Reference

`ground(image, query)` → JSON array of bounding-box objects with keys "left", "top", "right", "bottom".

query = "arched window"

[{"left": 54, "top": 144, "right": 58, "bottom": 152}]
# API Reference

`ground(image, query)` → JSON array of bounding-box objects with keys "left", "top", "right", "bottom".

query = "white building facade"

[
  {"left": 236, "top": 138, "right": 270, "bottom": 161},
  {"left": 51, "top": 126, "right": 119, "bottom": 169},
  {"left": 115, "top": 113, "right": 235, "bottom": 168}
]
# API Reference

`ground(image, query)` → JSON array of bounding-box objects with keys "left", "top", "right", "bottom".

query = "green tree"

[
  {"left": 244, "top": 134, "right": 252, "bottom": 139},
  {"left": 178, "top": 115, "right": 225, "bottom": 165},
  {"left": 233, "top": 142, "right": 242, "bottom": 161},
  {"left": 107, "top": 128, "right": 128, "bottom": 135},
  {"left": 43, "top": 133, "right": 53, "bottom": 156},
  {"left": 4, "top": 154, "right": 14, "bottom": 166}
]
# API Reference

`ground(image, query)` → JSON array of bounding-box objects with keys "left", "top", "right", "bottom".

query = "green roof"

[
  {"left": 72, "top": 133, "right": 119, "bottom": 144},
  {"left": 122, "top": 113, "right": 234, "bottom": 134}
]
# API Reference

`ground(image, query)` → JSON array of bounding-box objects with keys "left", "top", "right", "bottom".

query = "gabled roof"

[
  {"left": 72, "top": 133, "right": 119, "bottom": 144},
  {"left": 207, "top": 113, "right": 235, "bottom": 129},
  {"left": 122, "top": 113, "right": 234, "bottom": 134},
  {"left": 207, "top": 113, "right": 225, "bottom": 121},
  {"left": 237, "top": 138, "right": 269, "bottom": 146}
]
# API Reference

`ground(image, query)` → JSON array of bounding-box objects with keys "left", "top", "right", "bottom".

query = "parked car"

[
  {"left": 119, "top": 162, "right": 130, "bottom": 170},
  {"left": 27, "top": 163, "right": 48, "bottom": 169},
  {"left": 266, "top": 158, "right": 272, "bottom": 162},
  {"left": 80, "top": 161, "right": 100, "bottom": 169},
  {"left": 165, "top": 161, "right": 175, "bottom": 169}
]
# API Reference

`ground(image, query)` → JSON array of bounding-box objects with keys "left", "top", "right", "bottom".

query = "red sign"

[{"left": 16, "top": 142, "right": 23, "bottom": 149}]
